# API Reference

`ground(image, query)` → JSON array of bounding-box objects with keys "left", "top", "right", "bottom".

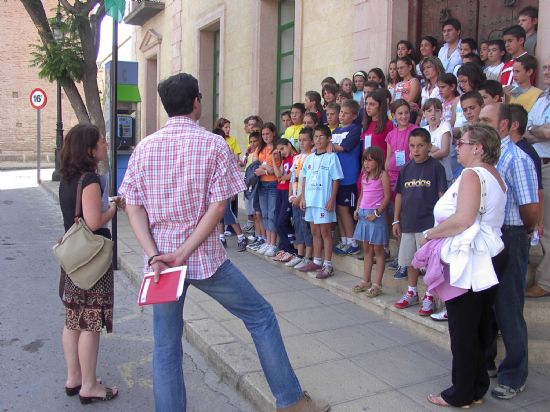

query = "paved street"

[{"left": 0, "top": 169, "right": 255, "bottom": 412}]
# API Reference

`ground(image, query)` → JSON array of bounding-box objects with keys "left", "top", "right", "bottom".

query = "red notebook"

[{"left": 138, "top": 266, "right": 187, "bottom": 306}]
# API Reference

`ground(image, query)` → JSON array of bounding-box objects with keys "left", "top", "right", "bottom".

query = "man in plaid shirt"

[
  {"left": 479, "top": 103, "right": 539, "bottom": 401},
  {"left": 119, "top": 74, "right": 328, "bottom": 412}
]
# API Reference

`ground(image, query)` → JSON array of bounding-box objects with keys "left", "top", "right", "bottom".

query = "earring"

[{"left": 473, "top": 150, "right": 477, "bottom": 155}]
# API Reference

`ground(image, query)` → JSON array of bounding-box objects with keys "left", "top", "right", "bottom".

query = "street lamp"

[{"left": 51, "top": 3, "right": 64, "bottom": 182}]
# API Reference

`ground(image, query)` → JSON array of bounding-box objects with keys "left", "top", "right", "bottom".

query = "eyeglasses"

[
  {"left": 456, "top": 140, "right": 476, "bottom": 148},
  {"left": 197, "top": 92, "right": 202, "bottom": 102}
]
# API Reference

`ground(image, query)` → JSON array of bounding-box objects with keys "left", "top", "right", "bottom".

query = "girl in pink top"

[
  {"left": 385, "top": 99, "right": 416, "bottom": 196},
  {"left": 352, "top": 147, "right": 391, "bottom": 298}
]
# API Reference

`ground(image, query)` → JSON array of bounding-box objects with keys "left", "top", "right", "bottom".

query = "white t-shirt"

[
  {"left": 483, "top": 63, "right": 504, "bottom": 81},
  {"left": 424, "top": 121, "right": 453, "bottom": 181},
  {"left": 421, "top": 85, "right": 441, "bottom": 106}
]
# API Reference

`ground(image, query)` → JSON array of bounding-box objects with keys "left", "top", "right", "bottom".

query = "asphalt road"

[{"left": 0, "top": 169, "right": 255, "bottom": 412}]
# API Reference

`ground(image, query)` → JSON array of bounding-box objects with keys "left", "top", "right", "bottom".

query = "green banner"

[{"left": 105, "top": 0, "right": 126, "bottom": 22}]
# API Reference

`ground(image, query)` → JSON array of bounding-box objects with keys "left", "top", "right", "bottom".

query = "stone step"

[{"left": 250, "top": 249, "right": 550, "bottom": 364}]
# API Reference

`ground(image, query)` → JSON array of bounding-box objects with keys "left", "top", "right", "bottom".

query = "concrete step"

[{"left": 250, "top": 249, "right": 550, "bottom": 364}]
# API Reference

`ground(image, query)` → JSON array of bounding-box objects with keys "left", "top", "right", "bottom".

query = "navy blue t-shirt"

[
  {"left": 331, "top": 123, "right": 361, "bottom": 185},
  {"left": 395, "top": 157, "right": 447, "bottom": 232}
]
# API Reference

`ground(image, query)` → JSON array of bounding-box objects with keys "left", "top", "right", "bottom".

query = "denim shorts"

[{"left": 292, "top": 206, "right": 313, "bottom": 247}]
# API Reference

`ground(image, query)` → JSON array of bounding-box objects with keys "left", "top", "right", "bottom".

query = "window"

[
  {"left": 275, "top": 0, "right": 295, "bottom": 130},
  {"left": 213, "top": 30, "right": 220, "bottom": 125}
]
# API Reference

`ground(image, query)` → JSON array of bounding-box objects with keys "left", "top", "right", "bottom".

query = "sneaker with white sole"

[
  {"left": 247, "top": 239, "right": 263, "bottom": 250},
  {"left": 430, "top": 309, "right": 448, "bottom": 321},
  {"left": 237, "top": 238, "right": 247, "bottom": 252},
  {"left": 285, "top": 255, "right": 303, "bottom": 267},
  {"left": 347, "top": 245, "right": 360, "bottom": 255},
  {"left": 256, "top": 243, "right": 269, "bottom": 255},
  {"left": 243, "top": 222, "right": 255, "bottom": 233},
  {"left": 224, "top": 230, "right": 233, "bottom": 237},
  {"left": 297, "top": 260, "right": 323, "bottom": 272},
  {"left": 263, "top": 245, "right": 277, "bottom": 257},
  {"left": 272, "top": 250, "right": 287, "bottom": 261},
  {"left": 393, "top": 266, "right": 408, "bottom": 279},
  {"left": 316, "top": 265, "right": 334, "bottom": 279},
  {"left": 394, "top": 291, "right": 419, "bottom": 309},
  {"left": 418, "top": 295, "right": 435, "bottom": 316},
  {"left": 294, "top": 258, "right": 312, "bottom": 270},
  {"left": 491, "top": 384, "right": 526, "bottom": 400},
  {"left": 247, "top": 234, "right": 258, "bottom": 242},
  {"left": 334, "top": 243, "right": 350, "bottom": 255}
]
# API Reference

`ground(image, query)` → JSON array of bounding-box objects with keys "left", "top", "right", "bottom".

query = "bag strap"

[
  {"left": 469, "top": 167, "right": 487, "bottom": 215},
  {"left": 74, "top": 173, "right": 88, "bottom": 222}
]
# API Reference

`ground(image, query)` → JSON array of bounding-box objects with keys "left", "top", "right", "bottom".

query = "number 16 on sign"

[{"left": 30, "top": 88, "right": 47, "bottom": 183}]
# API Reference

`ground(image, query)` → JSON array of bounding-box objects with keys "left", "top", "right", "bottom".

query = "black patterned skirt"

[{"left": 59, "top": 265, "right": 114, "bottom": 333}]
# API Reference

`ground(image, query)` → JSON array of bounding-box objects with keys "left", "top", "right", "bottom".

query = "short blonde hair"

[{"left": 461, "top": 124, "right": 501, "bottom": 165}]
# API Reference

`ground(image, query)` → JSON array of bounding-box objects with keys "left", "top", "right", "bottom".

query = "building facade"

[{"left": 125, "top": 0, "right": 547, "bottom": 148}]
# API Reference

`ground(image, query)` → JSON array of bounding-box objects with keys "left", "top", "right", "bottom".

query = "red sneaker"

[
  {"left": 394, "top": 291, "right": 419, "bottom": 309},
  {"left": 418, "top": 295, "right": 435, "bottom": 316}
]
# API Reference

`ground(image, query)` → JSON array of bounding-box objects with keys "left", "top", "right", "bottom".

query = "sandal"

[
  {"left": 352, "top": 281, "right": 371, "bottom": 293},
  {"left": 79, "top": 387, "right": 118, "bottom": 405},
  {"left": 427, "top": 394, "right": 471, "bottom": 409},
  {"left": 66, "top": 378, "right": 102, "bottom": 396},
  {"left": 365, "top": 284, "right": 382, "bottom": 297}
]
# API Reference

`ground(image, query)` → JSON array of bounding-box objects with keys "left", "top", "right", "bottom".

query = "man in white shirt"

[{"left": 438, "top": 18, "right": 462, "bottom": 74}]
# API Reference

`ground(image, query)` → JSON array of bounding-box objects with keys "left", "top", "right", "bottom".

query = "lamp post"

[{"left": 51, "top": 3, "right": 64, "bottom": 182}]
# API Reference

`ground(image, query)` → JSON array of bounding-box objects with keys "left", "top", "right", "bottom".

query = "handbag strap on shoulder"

[{"left": 74, "top": 173, "right": 88, "bottom": 221}]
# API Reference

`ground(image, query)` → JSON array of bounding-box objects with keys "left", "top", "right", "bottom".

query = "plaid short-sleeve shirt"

[{"left": 119, "top": 116, "right": 246, "bottom": 279}]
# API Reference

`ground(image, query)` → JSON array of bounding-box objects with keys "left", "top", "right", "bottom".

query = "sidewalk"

[{"left": 41, "top": 181, "right": 550, "bottom": 412}]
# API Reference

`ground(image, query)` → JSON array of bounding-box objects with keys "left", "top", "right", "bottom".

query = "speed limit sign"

[{"left": 30, "top": 88, "right": 48, "bottom": 110}]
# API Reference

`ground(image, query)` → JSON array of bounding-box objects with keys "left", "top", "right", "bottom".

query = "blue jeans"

[
  {"left": 152, "top": 260, "right": 303, "bottom": 411},
  {"left": 258, "top": 181, "right": 278, "bottom": 232},
  {"left": 492, "top": 226, "right": 529, "bottom": 389}
]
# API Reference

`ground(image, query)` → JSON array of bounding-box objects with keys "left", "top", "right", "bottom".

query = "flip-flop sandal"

[
  {"left": 79, "top": 387, "right": 118, "bottom": 404},
  {"left": 427, "top": 394, "right": 471, "bottom": 408},
  {"left": 352, "top": 281, "right": 371, "bottom": 293},
  {"left": 366, "top": 285, "right": 382, "bottom": 297}
]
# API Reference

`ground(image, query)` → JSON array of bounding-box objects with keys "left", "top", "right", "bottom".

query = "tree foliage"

[{"left": 21, "top": 0, "right": 107, "bottom": 136}]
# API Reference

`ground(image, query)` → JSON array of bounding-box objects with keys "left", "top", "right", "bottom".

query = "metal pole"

[
  {"left": 37, "top": 109, "right": 41, "bottom": 184},
  {"left": 52, "top": 81, "right": 63, "bottom": 181},
  {"left": 110, "top": 18, "right": 118, "bottom": 270}
]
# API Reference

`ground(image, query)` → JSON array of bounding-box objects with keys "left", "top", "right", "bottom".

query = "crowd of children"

[{"left": 215, "top": 9, "right": 543, "bottom": 319}]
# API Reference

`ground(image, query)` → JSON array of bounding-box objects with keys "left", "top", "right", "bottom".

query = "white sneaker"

[
  {"left": 430, "top": 309, "right": 448, "bottom": 321},
  {"left": 247, "top": 234, "right": 258, "bottom": 242},
  {"left": 256, "top": 243, "right": 269, "bottom": 255},
  {"left": 294, "top": 258, "right": 312, "bottom": 270},
  {"left": 264, "top": 245, "right": 278, "bottom": 257},
  {"left": 285, "top": 255, "right": 303, "bottom": 267}
]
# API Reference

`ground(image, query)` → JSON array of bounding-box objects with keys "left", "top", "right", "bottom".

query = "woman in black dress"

[{"left": 58, "top": 124, "right": 121, "bottom": 404}]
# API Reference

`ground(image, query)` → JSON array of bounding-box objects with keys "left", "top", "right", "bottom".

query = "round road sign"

[{"left": 30, "top": 88, "right": 48, "bottom": 110}]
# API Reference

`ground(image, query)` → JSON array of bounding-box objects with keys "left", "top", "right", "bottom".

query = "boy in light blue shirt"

[{"left": 299, "top": 125, "right": 343, "bottom": 279}]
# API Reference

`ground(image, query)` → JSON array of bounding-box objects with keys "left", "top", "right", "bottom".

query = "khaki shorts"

[{"left": 398, "top": 232, "right": 424, "bottom": 267}]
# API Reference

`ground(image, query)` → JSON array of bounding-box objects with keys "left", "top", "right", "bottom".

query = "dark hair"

[
  {"left": 502, "top": 25, "right": 526, "bottom": 41},
  {"left": 368, "top": 68, "right": 386, "bottom": 87},
  {"left": 305, "top": 91, "right": 323, "bottom": 113},
  {"left": 422, "top": 97, "right": 443, "bottom": 112},
  {"left": 336, "top": 90, "right": 353, "bottom": 100},
  {"left": 479, "top": 80, "right": 503, "bottom": 98},
  {"left": 497, "top": 103, "right": 513, "bottom": 131},
  {"left": 321, "top": 76, "right": 337, "bottom": 86},
  {"left": 442, "top": 18, "right": 461, "bottom": 32},
  {"left": 215, "top": 117, "right": 230, "bottom": 129},
  {"left": 419, "top": 36, "right": 439, "bottom": 56},
  {"left": 519, "top": 6, "right": 538, "bottom": 19},
  {"left": 291, "top": 102, "right": 306, "bottom": 113},
  {"left": 322, "top": 83, "right": 339, "bottom": 97},
  {"left": 409, "top": 127, "right": 431, "bottom": 144},
  {"left": 299, "top": 127, "right": 314, "bottom": 140},
  {"left": 397, "top": 40, "right": 417, "bottom": 63},
  {"left": 314, "top": 124, "right": 332, "bottom": 138},
  {"left": 364, "top": 81, "right": 380, "bottom": 90},
  {"left": 390, "top": 98, "right": 410, "bottom": 114},
  {"left": 325, "top": 102, "right": 341, "bottom": 114},
  {"left": 158, "top": 73, "right": 199, "bottom": 117},
  {"left": 438, "top": 73, "right": 459, "bottom": 96},
  {"left": 461, "top": 38, "right": 478, "bottom": 53},
  {"left": 257, "top": 122, "right": 278, "bottom": 153},
  {"left": 60, "top": 123, "right": 101, "bottom": 180},
  {"left": 515, "top": 54, "right": 538, "bottom": 73},
  {"left": 212, "top": 127, "right": 226, "bottom": 138},
  {"left": 363, "top": 89, "right": 389, "bottom": 134},
  {"left": 396, "top": 56, "right": 417, "bottom": 77},
  {"left": 509, "top": 103, "right": 529, "bottom": 135},
  {"left": 387, "top": 59, "right": 402, "bottom": 85},
  {"left": 460, "top": 91, "right": 484, "bottom": 107},
  {"left": 457, "top": 62, "right": 486, "bottom": 91},
  {"left": 248, "top": 130, "right": 261, "bottom": 142},
  {"left": 244, "top": 115, "right": 263, "bottom": 126},
  {"left": 304, "top": 111, "right": 319, "bottom": 125},
  {"left": 342, "top": 99, "right": 360, "bottom": 115},
  {"left": 274, "top": 137, "right": 297, "bottom": 154},
  {"left": 362, "top": 146, "right": 385, "bottom": 179},
  {"left": 487, "top": 39, "right": 505, "bottom": 52},
  {"left": 463, "top": 53, "right": 483, "bottom": 68},
  {"left": 420, "top": 56, "right": 445, "bottom": 81},
  {"left": 352, "top": 70, "right": 368, "bottom": 92},
  {"left": 281, "top": 110, "right": 291, "bottom": 118}
]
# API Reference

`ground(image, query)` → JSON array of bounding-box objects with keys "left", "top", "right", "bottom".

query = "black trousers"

[{"left": 441, "top": 285, "right": 498, "bottom": 406}]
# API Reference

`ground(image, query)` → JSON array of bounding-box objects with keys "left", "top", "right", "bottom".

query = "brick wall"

[{"left": 0, "top": 0, "right": 79, "bottom": 163}]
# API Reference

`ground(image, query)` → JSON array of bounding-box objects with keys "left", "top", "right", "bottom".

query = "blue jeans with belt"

[
  {"left": 492, "top": 225, "right": 529, "bottom": 389},
  {"left": 152, "top": 260, "right": 303, "bottom": 411}
]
